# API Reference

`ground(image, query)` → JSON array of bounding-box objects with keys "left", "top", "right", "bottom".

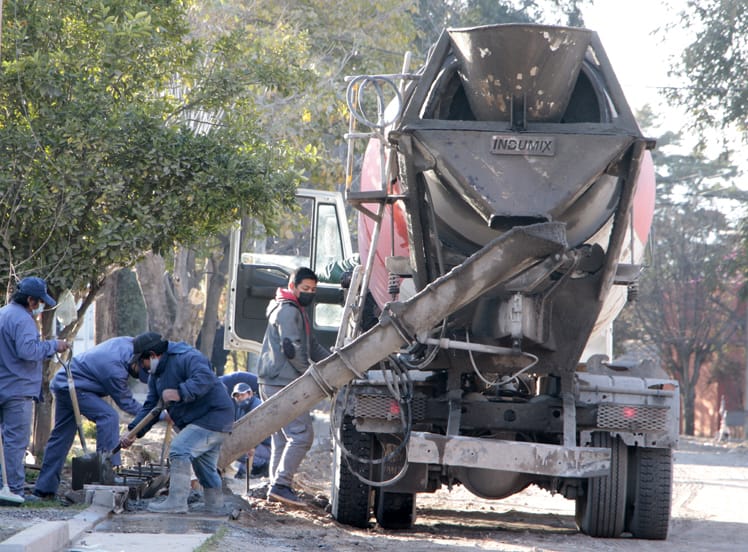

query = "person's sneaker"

[
  {"left": 267, "top": 484, "right": 306, "bottom": 507},
  {"left": 233, "top": 468, "right": 247, "bottom": 480},
  {"left": 31, "top": 490, "right": 56, "bottom": 500}
]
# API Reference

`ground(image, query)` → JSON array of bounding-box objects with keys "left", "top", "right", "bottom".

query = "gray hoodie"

[{"left": 257, "top": 288, "right": 330, "bottom": 386}]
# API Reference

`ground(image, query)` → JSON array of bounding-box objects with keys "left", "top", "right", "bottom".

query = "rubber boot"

[
  {"left": 147, "top": 457, "right": 191, "bottom": 513},
  {"left": 192, "top": 487, "right": 226, "bottom": 515}
]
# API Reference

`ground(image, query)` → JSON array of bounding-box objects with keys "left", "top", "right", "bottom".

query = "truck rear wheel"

[
  {"left": 625, "top": 446, "right": 672, "bottom": 539},
  {"left": 575, "top": 432, "right": 628, "bottom": 537},
  {"left": 375, "top": 490, "right": 416, "bottom": 529},
  {"left": 331, "top": 416, "right": 373, "bottom": 528}
]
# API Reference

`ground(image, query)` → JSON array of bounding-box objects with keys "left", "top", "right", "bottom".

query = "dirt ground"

[
  {"left": 203, "top": 434, "right": 748, "bottom": 552},
  {"left": 2, "top": 418, "right": 747, "bottom": 552}
]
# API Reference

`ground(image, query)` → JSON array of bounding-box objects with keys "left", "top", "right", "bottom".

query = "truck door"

[{"left": 225, "top": 189, "right": 353, "bottom": 355}]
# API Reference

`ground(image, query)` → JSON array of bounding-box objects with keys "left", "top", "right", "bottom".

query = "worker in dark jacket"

[
  {"left": 120, "top": 332, "right": 234, "bottom": 514},
  {"left": 33, "top": 336, "right": 146, "bottom": 498},
  {"left": 257, "top": 267, "right": 330, "bottom": 506},
  {"left": 0, "top": 277, "right": 68, "bottom": 502}
]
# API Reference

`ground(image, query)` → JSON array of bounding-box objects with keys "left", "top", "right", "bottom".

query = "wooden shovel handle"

[{"left": 112, "top": 401, "right": 165, "bottom": 455}]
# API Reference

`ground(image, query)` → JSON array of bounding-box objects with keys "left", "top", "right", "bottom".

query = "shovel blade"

[{"left": 71, "top": 453, "right": 102, "bottom": 490}]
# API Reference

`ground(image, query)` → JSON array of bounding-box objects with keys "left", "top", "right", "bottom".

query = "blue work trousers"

[
  {"left": 235, "top": 442, "right": 271, "bottom": 472},
  {"left": 34, "top": 389, "right": 120, "bottom": 495},
  {"left": 169, "top": 423, "right": 228, "bottom": 490},
  {"left": 0, "top": 397, "right": 34, "bottom": 495}
]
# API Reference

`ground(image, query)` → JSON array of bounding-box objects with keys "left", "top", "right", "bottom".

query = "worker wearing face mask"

[
  {"left": 119, "top": 332, "right": 234, "bottom": 514},
  {"left": 257, "top": 267, "right": 331, "bottom": 507},
  {"left": 33, "top": 336, "right": 147, "bottom": 500},
  {"left": 229, "top": 382, "right": 270, "bottom": 479},
  {"left": 0, "top": 277, "right": 68, "bottom": 503}
]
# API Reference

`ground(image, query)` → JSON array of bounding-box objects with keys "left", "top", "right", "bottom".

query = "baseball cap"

[
  {"left": 129, "top": 331, "right": 166, "bottom": 364},
  {"left": 232, "top": 382, "right": 252, "bottom": 397},
  {"left": 17, "top": 277, "right": 57, "bottom": 307}
]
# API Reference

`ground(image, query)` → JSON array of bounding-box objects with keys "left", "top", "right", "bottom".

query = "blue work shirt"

[
  {"left": 51, "top": 336, "right": 141, "bottom": 416},
  {"left": 0, "top": 302, "right": 58, "bottom": 401},
  {"left": 130, "top": 341, "right": 234, "bottom": 436}
]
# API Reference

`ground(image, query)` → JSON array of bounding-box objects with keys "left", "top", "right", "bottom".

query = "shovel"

[
  {"left": 72, "top": 402, "right": 165, "bottom": 490},
  {"left": 59, "top": 353, "right": 91, "bottom": 453},
  {"left": 53, "top": 292, "right": 86, "bottom": 452},
  {"left": 62, "top": 352, "right": 104, "bottom": 491}
]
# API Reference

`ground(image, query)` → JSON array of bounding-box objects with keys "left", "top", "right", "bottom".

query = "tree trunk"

[
  {"left": 95, "top": 273, "right": 117, "bottom": 342},
  {"left": 136, "top": 249, "right": 204, "bottom": 343},
  {"left": 97, "top": 268, "right": 149, "bottom": 342},
  {"left": 197, "top": 234, "right": 230, "bottom": 373},
  {"left": 31, "top": 312, "right": 57, "bottom": 459},
  {"left": 171, "top": 247, "right": 203, "bottom": 344},
  {"left": 683, "top": 385, "right": 695, "bottom": 436},
  {"left": 135, "top": 253, "right": 173, "bottom": 336}
]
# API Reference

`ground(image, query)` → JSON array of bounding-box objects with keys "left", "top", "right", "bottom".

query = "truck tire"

[
  {"left": 331, "top": 416, "right": 373, "bottom": 528},
  {"left": 575, "top": 432, "right": 628, "bottom": 537},
  {"left": 375, "top": 490, "right": 416, "bottom": 529},
  {"left": 625, "top": 446, "right": 672, "bottom": 539}
]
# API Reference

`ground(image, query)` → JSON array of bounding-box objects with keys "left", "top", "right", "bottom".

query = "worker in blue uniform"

[
  {"left": 229, "top": 382, "right": 270, "bottom": 479},
  {"left": 33, "top": 336, "right": 147, "bottom": 498},
  {"left": 0, "top": 277, "right": 68, "bottom": 502},
  {"left": 219, "top": 370, "right": 259, "bottom": 396}
]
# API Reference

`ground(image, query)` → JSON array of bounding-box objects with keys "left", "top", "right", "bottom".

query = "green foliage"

[
  {"left": 0, "top": 0, "right": 312, "bottom": 296},
  {"left": 193, "top": 0, "right": 420, "bottom": 191},
  {"left": 738, "top": 219, "right": 748, "bottom": 301},
  {"left": 614, "top": 119, "right": 744, "bottom": 432},
  {"left": 667, "top": 0, "right": 748, "bottom": 134}
]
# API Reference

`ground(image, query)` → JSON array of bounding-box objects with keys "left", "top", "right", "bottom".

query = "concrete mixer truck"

[{"left": 220, "top": 23, "right": 680, "bottom": 540}]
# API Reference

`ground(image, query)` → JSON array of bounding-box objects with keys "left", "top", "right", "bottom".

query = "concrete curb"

[
  {"left": 0, "top": 505, "right": 110, "bottom": 552},
  {"left": 67, "top": 505, "right": 112, "bottom": 543}
]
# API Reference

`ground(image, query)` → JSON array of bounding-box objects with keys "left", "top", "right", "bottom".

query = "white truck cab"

[{"left": 224, "top": 188, "right": 353, "bottom": 354}]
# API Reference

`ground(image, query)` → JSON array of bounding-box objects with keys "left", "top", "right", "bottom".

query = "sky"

[
  {"left": 582, "top": 0, "right": 691, "bottom": 117},
  {"left": 583, "top": 2, "right": 748, "bottom": 194}
]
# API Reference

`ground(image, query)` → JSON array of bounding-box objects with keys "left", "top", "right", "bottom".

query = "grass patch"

[
  {"left": 21, "top": 499, "right": 86, "bottom": 510},
  {"left": 194, "top": 525, "right": 229, "bottom": 551}
]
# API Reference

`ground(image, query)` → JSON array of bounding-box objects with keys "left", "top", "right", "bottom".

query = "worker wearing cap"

[
  {"left": 219, "top": 370, "right": 259, "bottom": 397},
  {"left": 32, "top": 336, "right": 147, "bottom": 499},
  {"left": 257, "top": 267, "right": 331, "bottom": 507},
  {"left": 230, "top": 382, "right": 270, "bottom": 479},
  {"left": 0, "top": 277, "right": 68, "bottom": 502},
  {"left": 119, "top": 332, "right": 234, "bottom": 514}
]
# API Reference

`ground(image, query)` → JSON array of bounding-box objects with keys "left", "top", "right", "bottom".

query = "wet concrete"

[
  {"left": 93, "top": 512, "right": 224, "bottom": 534},
  {"left": 67, "top": 512, "right": 226, "bottom": 552},
  {"left": 69, "top": 532, "right": 212, "bottom": 552}
]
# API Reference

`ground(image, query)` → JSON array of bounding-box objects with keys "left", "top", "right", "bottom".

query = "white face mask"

[
  {"left": 149, "top": 357, "right": 160, "bottom": 372},
  {"left": 32, "top": 302, "right": 44, "bottom": 315}
]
